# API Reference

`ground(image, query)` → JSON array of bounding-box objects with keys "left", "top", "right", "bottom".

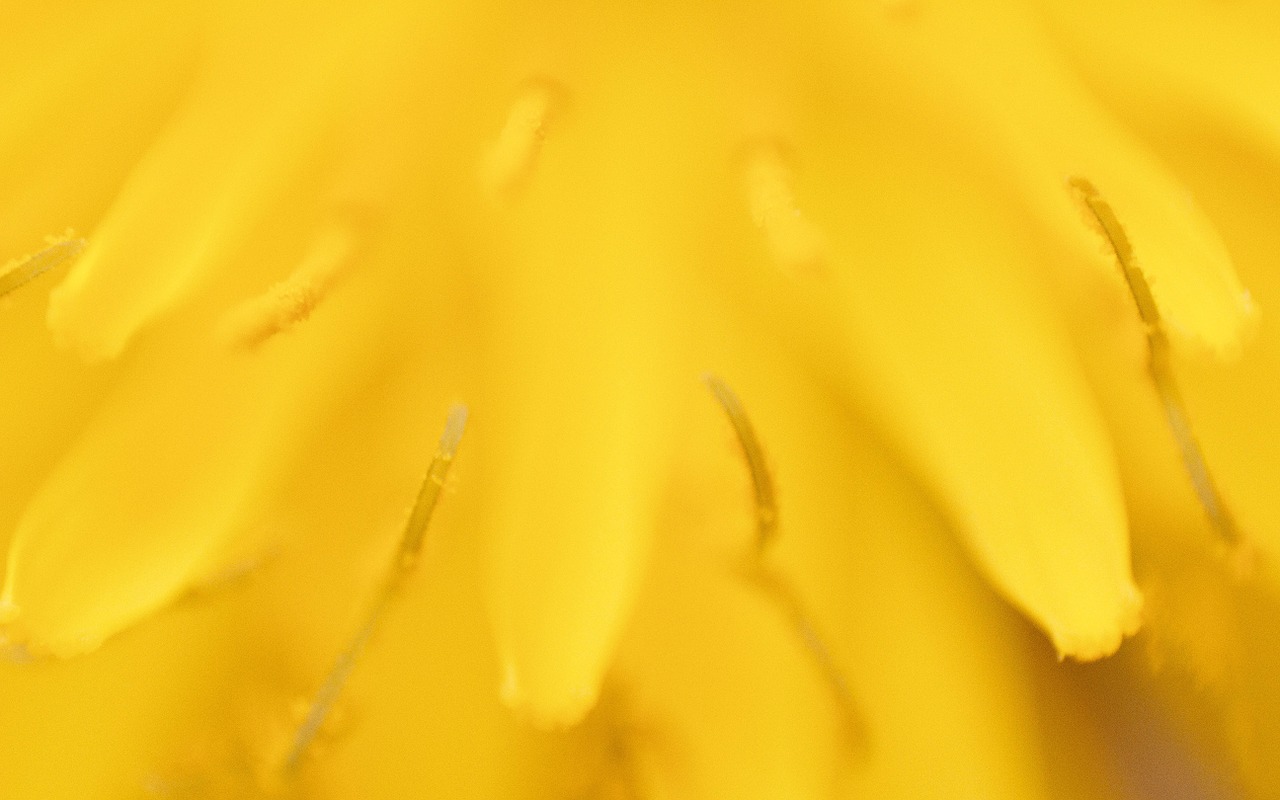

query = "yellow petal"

[
  {"left": 1035, "top": 0, "right": 1280, "bottom": 573},
  {"left": 0, "top": 427, "right": 592, "bottom": 800},
  {"left": 1036, "top": 0, "right": 1280, "bottom": 173},
  {"left": 829, "top": 0, "right": 1254, "bottom": 355},
  {"left": 317, "top": 479, "right": 603, "bottom": 800},
  {"left": 476, "top": 69, "right": 692, "bottom": 728},
  {"left": 1171, "top": 151, "right": 1280, "bottom": 571},
  {"left": 0, "top": 244, "right": 115, "bottom": 556},
  {"left": 767, "top": 387, "right": 1053, "bottom": 799},
  {"left": 0, "top": 274, "right": 391, "bottom": 657},
  {"left": 681, "top": 2, "right": 1193, "bottom": 658},
  {"left": 0, "top": 2, "right": 196, "bottom": 260},
  {"left": 43, "top": 4, "right": 410, "bottom": 362},
  {"left": 603, "top": 386, "right": 841, "bottom": 800},
  {"left": 635, "top": 344, "right": 1059, "bottom": 798},
  {"left": 1055, "top": 28, "right": 1280, "bottom": 789},
  {"left": 0, "top": 592, "right": 246, "bottom": 798},
  {"left": 248, "top": 389, "right": 601, "bottom": 800},
  {"left": 719, "top": 121, "right": 1140, "bottom": 659}
]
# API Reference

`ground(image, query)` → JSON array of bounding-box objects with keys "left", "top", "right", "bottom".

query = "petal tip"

[
  {"left": 0, "top": 587, "right": 19, "bottom": 652},
  {"left": 1052, "top": 584, "right": 1143, "bottom": 662},
  {"left": 1177, "top": 285, "right": 1261, "bottom": 361},
  {"left": 0, "top": 596, "right": 18, "bottom": 626},
  {"left": 0, "top": 609, "right": 106, "bottom": 660},
  {"left": 498, "top": 660, "right": 600, "bottom": 729}
]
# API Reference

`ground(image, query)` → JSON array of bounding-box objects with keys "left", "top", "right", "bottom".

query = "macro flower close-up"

[{"left": 3, "top": 0, "right": 1280, "bottom": 797}]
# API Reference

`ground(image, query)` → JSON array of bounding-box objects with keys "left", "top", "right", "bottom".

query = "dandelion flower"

[{"left": 0, "top": 0, "right": 1277, "bottom": 798}]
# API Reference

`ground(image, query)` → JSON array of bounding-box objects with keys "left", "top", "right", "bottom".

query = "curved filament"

[{"left": 282, "top": 404, "right": 468, "bottom": 773}]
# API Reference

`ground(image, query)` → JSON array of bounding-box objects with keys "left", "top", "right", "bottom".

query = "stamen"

[
  {"left": 1069, "top": 179, "right": 1160, "bottom": 327},
  {"left": 742, "top": 145, "right": 825, "bottom": 275},
  {"left": 281, "top": 405, "right": 468, "bottom": 773},
  {"left": 703, "top": 375, "right": 778, "bottom": 553},
  {"left": 704, "top": 375, "right": 864, "bottom": 745},
  {"left": 0, "top": 234, "right": 86, "bottom": 300},
  {"left": 480, "top": 81, "right": 558, "bottom": 199},
  {"left": 747, "top": 567, "right": 862, "bottom": 743},
  {"left": 1071, "top": 177, "right": 1246, "bottom": 554},
  {"left": 217, "top": 227, "right": 355, "bottom": 350}
]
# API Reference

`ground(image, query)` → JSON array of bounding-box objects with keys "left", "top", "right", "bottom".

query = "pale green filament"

[
  {"left": 703, "top": 375, "right": 778, "bottom": 553},
  {"left": 704, "top": 375, "right": 864, "bottom": 746},
  {"left": 282, "top": 404, "right": 468, "bottom": 773},
  {"left": 1071, "top": 177, "right": 1244, "bottom": 551}
]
